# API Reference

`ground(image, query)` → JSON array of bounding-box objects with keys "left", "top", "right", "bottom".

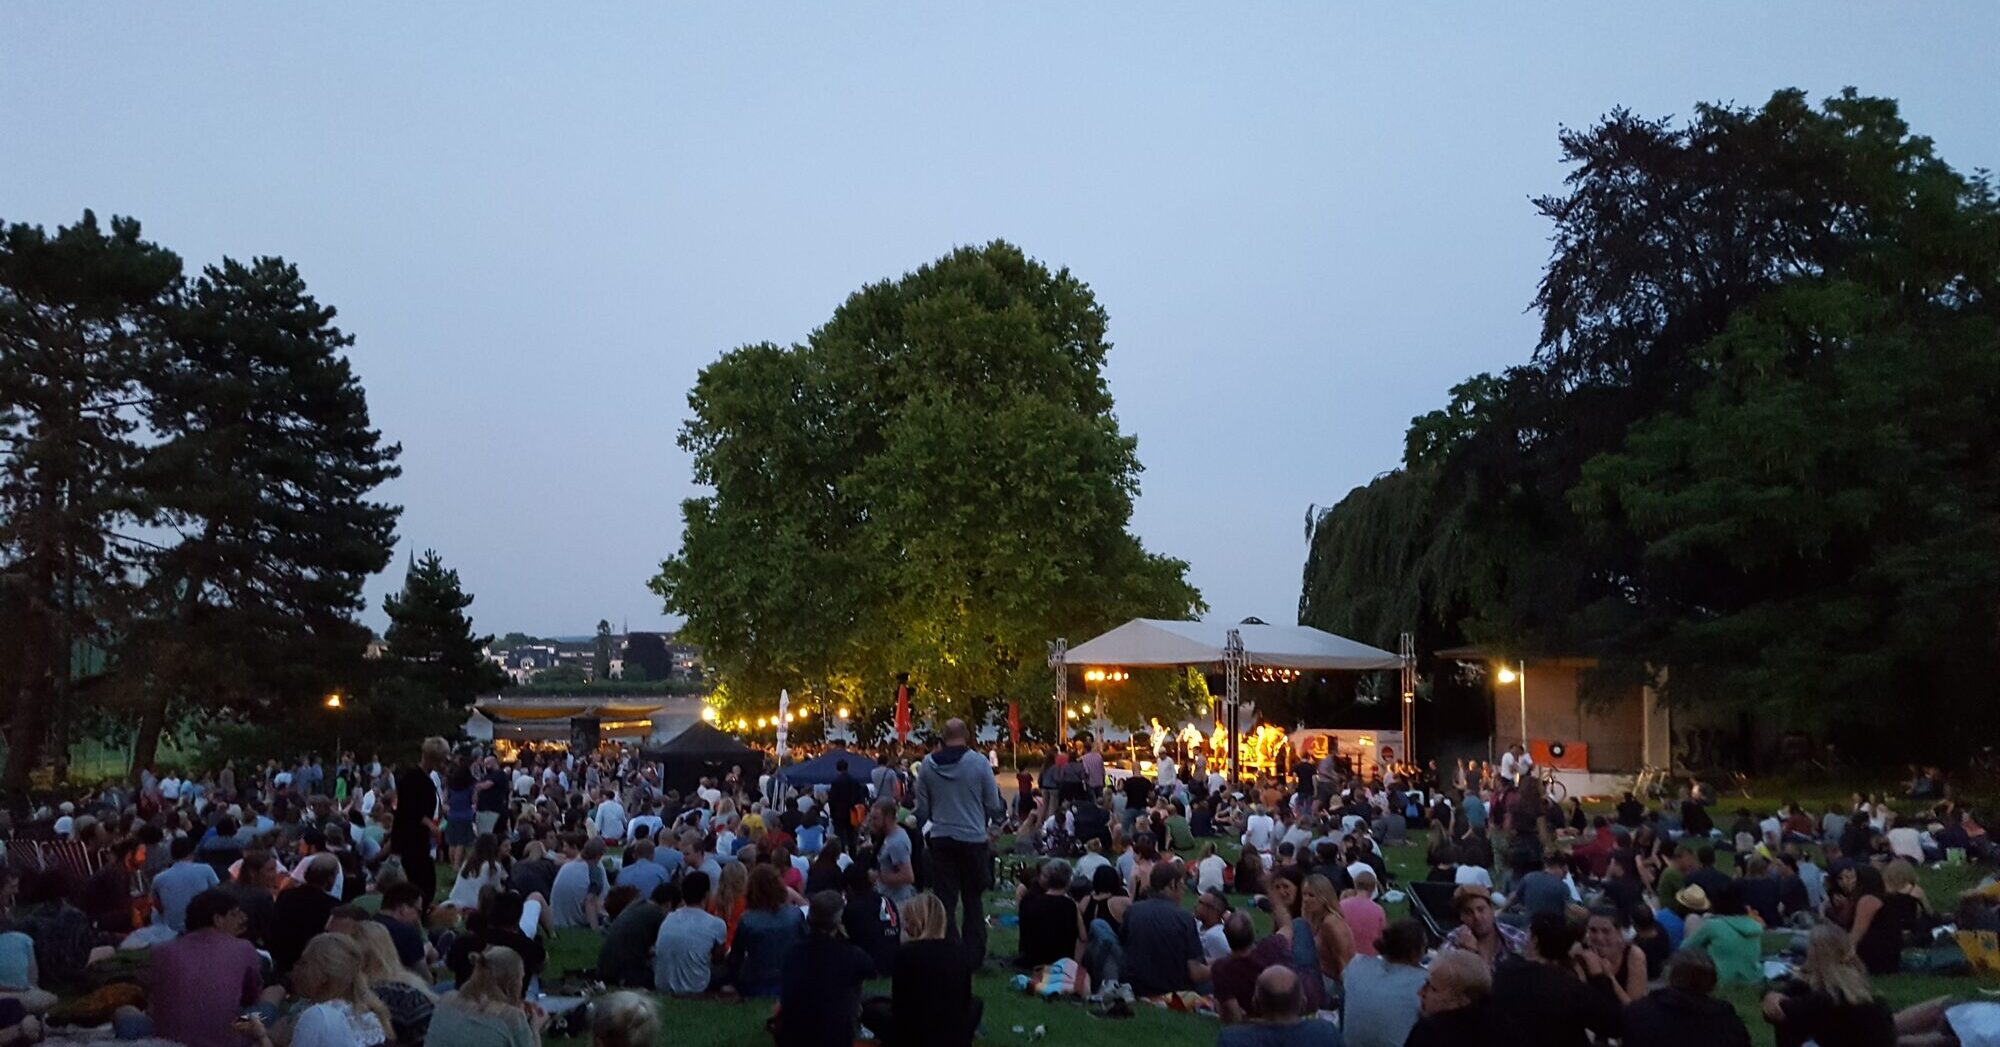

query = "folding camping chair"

[{"left": 1405, "top": 879, "right": 1462, "bottom": 947}]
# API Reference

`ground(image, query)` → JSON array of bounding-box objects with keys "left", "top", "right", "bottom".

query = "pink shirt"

[
  {"left": 148, "top": 929, "right": 263, "bottom": 1047},
  {"left": 1339, "top": 896, "right": 1387, "bottom": 957}
]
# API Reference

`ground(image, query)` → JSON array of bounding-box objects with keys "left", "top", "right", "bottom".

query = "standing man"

[
  {"left": 1081, "top": 738, "right": 1105, "bottom": 794},
  {"left": 913, "top": 718, "right": 1005, "bottom": 966},
  {"left": 474, "top": 754, "right": 509, "bottom": 837},
  {"left": 870, "top": 755, "right": 900, "bottom": 807},
  {"left": 392, "top": 737, "right": 448, "bottom": 908},
  {"left": 869, "top": 800, "right": 916, "bottom": 905},
  {"left": 828, "top": 760, "right": 867, "bottom": 852}
]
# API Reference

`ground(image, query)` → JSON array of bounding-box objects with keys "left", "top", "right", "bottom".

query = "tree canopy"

[
  {"left": 0, "top": 213, "right": 403, "bottom": 787},
  {"left": 655, "top": 241, "right": 1202, "bottom": 728},
  {"left": 1300, "top": 89, "right": 2000, "bottom": 757}
]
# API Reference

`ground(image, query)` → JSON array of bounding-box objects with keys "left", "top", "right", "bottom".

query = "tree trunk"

[
  {"left": 130, "top": 696, "right": 168, "bottom": 780},
  {"left": 2, "top": 681, "right": 49, "bottom": 795}
]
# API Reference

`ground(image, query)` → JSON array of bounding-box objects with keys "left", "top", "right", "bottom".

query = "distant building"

[{"left": 482, "top": 631, "right": 700, "bottom": 684}]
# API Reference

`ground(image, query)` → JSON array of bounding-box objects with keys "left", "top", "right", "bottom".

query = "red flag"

[
  {"left": 1007, "top": 701, "right": 1021, "bottom": 745},
  {"left": 894, "top": 684, "right": 911, "bottom": 742}
]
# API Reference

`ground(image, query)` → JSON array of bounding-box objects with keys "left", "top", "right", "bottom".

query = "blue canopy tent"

[{"left": 776, "top": 748, "right": 873, "bottom": 788}]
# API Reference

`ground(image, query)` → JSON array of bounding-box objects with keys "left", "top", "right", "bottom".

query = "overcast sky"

[{"left": 6, "top": 7, "right": 1997, "bottom": 638}]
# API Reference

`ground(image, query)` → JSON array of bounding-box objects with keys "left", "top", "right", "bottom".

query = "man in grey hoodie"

[{"left": 913, "top": 717, "right": 1006, "bottom": 965}]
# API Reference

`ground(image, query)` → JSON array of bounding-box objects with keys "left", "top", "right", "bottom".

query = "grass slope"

[{"left": 541, "top": 839, "right": 1996, "bottom": 1047}]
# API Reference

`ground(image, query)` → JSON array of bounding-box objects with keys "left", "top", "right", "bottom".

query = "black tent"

[{"left": 641, "top": 722, "right": 761, "bottom": 795}]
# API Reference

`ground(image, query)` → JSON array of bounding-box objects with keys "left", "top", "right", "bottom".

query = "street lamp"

[
  {"left": 324, "top": 692, "right": 345, "bottom": 763},
  {"left": 1496, "top": 662, "right": 1527, "bottom": 749}
]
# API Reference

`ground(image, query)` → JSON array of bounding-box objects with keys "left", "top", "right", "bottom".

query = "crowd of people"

[
  {"left": 1001, "top": 741, "right": 2000, "bottom": 1047},
  {"left": 0, "top": 718, "right": 1007, "bottom": 1047},
  {"left": 5, "top": 724, "right": 2000, "bottom": 1047}
]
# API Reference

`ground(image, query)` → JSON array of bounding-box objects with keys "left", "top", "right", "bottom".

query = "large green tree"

[
  {"left": 655, "top": 241, "right": 1202, "bottom": 723},
  {"left": 1301, "top": 89, "right": 2000, "bottom": 758},
  {"left": 123, "top": 257, "right": 401, "bottom": 771},
  {"left": 0, "top": 213, "right": 180, "bottom": 789}
]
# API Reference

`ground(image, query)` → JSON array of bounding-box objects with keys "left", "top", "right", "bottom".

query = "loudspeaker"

[{"left": 571, "top": 716, "right": 601, "bottom": 753}]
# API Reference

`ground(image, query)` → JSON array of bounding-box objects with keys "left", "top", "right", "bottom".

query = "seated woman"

[
  {"left": 447, "top": 891, "right": 546, "bottom": 990},
  {"left": 1850, "top": 863, "right": 1917, "bottom": 976},
  {"left": 884, "top": 893, "right": 979, "bottom": 1047},
  {"left": 587, "top": 992, "right": 656, "bottom": 1047},
  {"left": 1015, "top": 860, "right": 1084, "bottom": 970},
  {"left": 350, "top": 922, "right": 436, "bottom": 1045},
  {"left": 726, "top": 865, "right": 802, "bottom": 997},
  {"left": 240, "top": 933, "right": 390, "bottom": 1047},
  {"left": 442, "top": 835, "right": 508, "bottom": 915},
  {"left": 1761, "top": 926, "right": 1895, "bottom": 1047},
  {"left": 427, "top": 946, "right": 544, "bottom": 1047}
]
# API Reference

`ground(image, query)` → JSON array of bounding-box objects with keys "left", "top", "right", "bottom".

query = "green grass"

[{"left": 536, "top": 836, "right": 1998, "bottom": 1047}]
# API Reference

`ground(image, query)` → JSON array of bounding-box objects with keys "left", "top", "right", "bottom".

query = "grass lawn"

[{"left": 537, "top": 837, "right": 1998, "bottom": 1047}]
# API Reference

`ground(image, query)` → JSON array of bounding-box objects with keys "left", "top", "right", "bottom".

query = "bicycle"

[
  {"left": 1536, "top": 764, "right": 1568, "bottom": 802},
  {"left": 1632, "top": 765, "right": 1673, "bottom": 802}
]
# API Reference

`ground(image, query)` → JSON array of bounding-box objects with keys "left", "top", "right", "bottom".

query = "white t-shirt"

[
  {"left": 594, "top": 799, "right": 628, "bottom": 840},
  {"left": 292, "top": 855, "right": 345, "bottom": 901},
  {"left": 1076, "top": 851, "right": 1112, "bottom": 884},
  {"left": 290, "top": 1000, "right": 386, "bottom": 1047},
  {"left": 1498, "top": 753, "right": 1519, "bottom": 780},
  {"left": 446, "top": 861, "right": 504, "bottom": 910},
  {"left": 626, "top": 815, "right": 664, "bottom": 844},
  {"left": 1242, "top": 813, "right": 1276, "bottom": 851},
  {"left": 1453, "top": 864, "right": 1494, "bottom": 889},
  {"left": 1200, "top": 922, "right": 1230, "bottom": 963},
  {"left": 1155, "top": 758, "right": 1176, "bottom": 788},
  {"left": 1196, "top": 854, "right": 1228, "bottom": 894}
]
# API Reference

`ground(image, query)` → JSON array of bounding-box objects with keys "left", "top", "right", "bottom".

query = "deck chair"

[{"left": 1405, "top": 879, "right": 1462, "bottom": 946}]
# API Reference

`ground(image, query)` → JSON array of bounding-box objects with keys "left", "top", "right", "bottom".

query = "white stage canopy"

[{"left": 1064, "top": 618, "right": 1402, "bottom": 671}]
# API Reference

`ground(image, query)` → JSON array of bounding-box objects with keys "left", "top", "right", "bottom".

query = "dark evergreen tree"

[
  {"left": 0, "top": 213, "right": 181, "bottom": 791},
  {"left": 381, "top": 550, "right": 506, "bottom": 707},
  {"left": 593, "top": 619, "right": 613, "bottom": 680},
  {"left": 122, "top": 257, "right": 401, "bottom": 770}
]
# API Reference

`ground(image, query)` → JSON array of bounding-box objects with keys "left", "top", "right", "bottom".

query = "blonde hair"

[
  {"left": 900, "top": 892, "right": 947, "bottom": 942},
  {"left": 452, "top": 946, "right": 528, "bottom": 1016},
  {"left": 421, "top": 737, "right": 451, "bottom": 771},
  {"left": 590, "top": 991, "right": 658, "bottom": 1047},
  {"left": 1301, "top": 874, "right": 1340, "bottom": 920},
  {"left": 295, "top": 934, "right": 394, "bottom": 1033},
  {"left": 350, "top": 921, "right": 435, "bottom": 997},
  {"left": 1799, "top": 925, "right": 1874, "bottom": 1006},
  {"left": 1883, "top": 859, "right": 1919, "bottom": 893},
  {"left": 713, "top": 861, "right": 749, "bottom": 914}
]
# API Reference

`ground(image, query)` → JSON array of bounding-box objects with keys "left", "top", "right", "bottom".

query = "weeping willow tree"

[{"left": 1303, "top": 467, "right": 1494, "bottom": 648}]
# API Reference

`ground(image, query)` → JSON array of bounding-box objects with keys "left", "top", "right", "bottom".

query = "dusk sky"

[{"left": 6, "top": 7, "right": 1996, "bottom": 638}]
